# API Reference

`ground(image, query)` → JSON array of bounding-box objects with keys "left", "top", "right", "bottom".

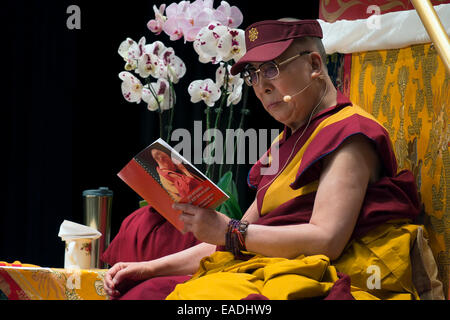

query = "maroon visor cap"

[{"left": 230, "top": 20, "right": 323, "bottom": 76}]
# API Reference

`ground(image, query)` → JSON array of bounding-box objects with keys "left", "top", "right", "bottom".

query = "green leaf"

[
  {"left": 139, "top": 199, "right": 148, "bottom": 208},
  {"left": 216, "top": 171, "right": 243, "bottom": 220}
]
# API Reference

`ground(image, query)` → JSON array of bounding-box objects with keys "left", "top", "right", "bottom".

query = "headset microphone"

[{"left": 282, "top": 74, "right": 324, "bottom": 103}]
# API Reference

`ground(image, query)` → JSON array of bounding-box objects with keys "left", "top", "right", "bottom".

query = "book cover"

[{"left": 117, "top": 138, "right": 229, "bottom": 231}]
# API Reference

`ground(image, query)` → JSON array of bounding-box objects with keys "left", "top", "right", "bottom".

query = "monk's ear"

[{"left": 310, "top": 52, "right": 323, "bottom": 80}]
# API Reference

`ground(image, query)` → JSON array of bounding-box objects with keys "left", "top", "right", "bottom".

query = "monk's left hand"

[{"left": 173, "top": 203, "right": 230, "bottom": 245}]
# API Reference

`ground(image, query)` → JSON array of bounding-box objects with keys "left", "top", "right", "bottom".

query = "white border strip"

[
  {"left": 320, "top": 3, "right": 450, "bottom": 54},
  {"left": 0, "top": 266, "right": 52, "bottom": 271}
]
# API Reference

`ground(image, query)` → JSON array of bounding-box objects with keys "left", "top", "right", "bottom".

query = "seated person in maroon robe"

[{"left": 102, "top": 18, "right": 426, "bottom": 300}]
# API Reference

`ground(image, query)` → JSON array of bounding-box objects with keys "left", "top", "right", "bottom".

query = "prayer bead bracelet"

[{"left": 225, "top": 219, "right": 249, "bottom": 259}]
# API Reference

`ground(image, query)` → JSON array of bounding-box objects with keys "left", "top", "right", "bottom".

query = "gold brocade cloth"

[
  {"left": 349, "top": 43, "right": 449, "bottom": 297},
  {"left": 0, "top": 261, "right": 108, "bottom": 300}
]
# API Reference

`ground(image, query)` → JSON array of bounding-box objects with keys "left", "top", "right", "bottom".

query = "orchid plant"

[
  {"left": 118, "top": 38, "right": 185, "bottom": 140},
  {"left": 118, "top": 0, "right": 249, "bottom": 219}
]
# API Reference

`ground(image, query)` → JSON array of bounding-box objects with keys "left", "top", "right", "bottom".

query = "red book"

[{"left": 118, "top": 138, "right": 229, "bottom": 231}]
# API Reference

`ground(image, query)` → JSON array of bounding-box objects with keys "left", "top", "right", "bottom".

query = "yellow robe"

[{"left": 167, "top": 221, "right": 420, "bottom": 300}]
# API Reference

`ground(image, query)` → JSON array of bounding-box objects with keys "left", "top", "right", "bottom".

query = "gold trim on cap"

[{"left": 248, "top": 28, "right": 259, "bottom": 42}]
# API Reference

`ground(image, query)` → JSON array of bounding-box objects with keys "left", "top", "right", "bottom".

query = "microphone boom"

[{"left": 282, "top": 76, "right": 320, "bottom": 103}]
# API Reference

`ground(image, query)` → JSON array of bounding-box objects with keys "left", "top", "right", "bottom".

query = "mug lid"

[{"left": 82, "top": 187, "right": 113, "bottom": 197}]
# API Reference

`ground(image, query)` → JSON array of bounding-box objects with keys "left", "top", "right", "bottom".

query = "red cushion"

[
  {"left": 115, "top": 275, "right": 191, "bottom": 300},
  {"left": 101, "top": 205, "right": 201, "bottom": 266}
]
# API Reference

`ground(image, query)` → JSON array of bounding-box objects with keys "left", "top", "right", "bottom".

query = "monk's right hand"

[{"left": 104, "top": 261, "right": 154, "bottom": 298}]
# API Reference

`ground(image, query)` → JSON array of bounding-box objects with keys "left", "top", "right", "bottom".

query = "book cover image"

[{"left": 118, "top": 138, "right": 229, "bottom": 231}]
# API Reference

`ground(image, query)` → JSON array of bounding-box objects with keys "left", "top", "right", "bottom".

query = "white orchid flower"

[
  {"left": 188, "top": 79, "right": 221, "bottom": 107},
  {"left": 158, "top": 47, "right": 186, "bottom": 83},
  {"left": 216, "top": 28, "right": 245, "bottom": 62},
  {"left": 215, "top": 64, "right": 244, "bottom": 106},
  {"left": 167, "top": 55, "right": 186, "bottom": 84},
  {"left": 118, "top": 38, "right": 136, "bottom": 59},
  {"left": 118, "top": 37, "right": 146, "bottom": 71},
  {"left": 138, "top": 42, "right": 186, "bottom": 83},
  {"left": 142, "top": 78, "right": 173, "bottom": 111},
  {"left": 215, "top": 63, "right": 238, "bottom": 87},
  {"left": 194, "top": 22, "right": 229, "bottom": 64},
  {"left": 136, "top": 53, "right": 162, "bottom": 79},
  {"left": 144, "top": 40, "right": 167, "bottom": 57},
  {"left": 119, "top": 71, "right": 149, "bottom": 103},
  {"left": 227, "top": 77, "right": 244, "bottom": 106},
  {"left": 118, "top": 38, "right": 138, "bottom": 70}
]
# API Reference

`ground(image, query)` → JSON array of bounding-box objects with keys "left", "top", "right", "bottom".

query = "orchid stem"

[
  {"left": 159, "top": 111, "right": 163, "bottom": 138},
  {"left": 211, "top": 63, "right": 229, "bottom": 181},
  {"left": 146, "top": 79, "right": 164, "bottom": 139},
  {"left": 219, "top": 67, "right": 234, "bottom": 179},
  {"left": 234, "top": 84, "right": 249, "bottom": 181},
  {"left": 205, "top": 106, "right": 212, "bottom": 178},
  {"left": 167, "top": 79, "right": 176, "bottom": 142}
]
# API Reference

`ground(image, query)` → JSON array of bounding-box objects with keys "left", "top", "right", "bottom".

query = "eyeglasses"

[{"left": 242, "top": 51, "right": 311, "bottom": 86}]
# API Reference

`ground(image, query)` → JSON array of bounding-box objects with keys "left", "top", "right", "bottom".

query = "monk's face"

[
  {"left": 151, "top": 149, "right": 177, "bottom": 171},
  {"left": 250, "top": 41, "right": 325, "bottom": 133}
]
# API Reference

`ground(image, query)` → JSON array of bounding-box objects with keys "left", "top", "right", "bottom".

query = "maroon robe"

[{"left": 102, "top": 92, "right": 420, "bottom": 300}]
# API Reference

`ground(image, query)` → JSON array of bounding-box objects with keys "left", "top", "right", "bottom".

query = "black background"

[{"left": 1, "top": 0, "right": 319, "bottom": 267}]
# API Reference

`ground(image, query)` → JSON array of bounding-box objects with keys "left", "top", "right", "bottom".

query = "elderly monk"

[{"left": 104, "top": 19, "right": 422, "bottom": 300}]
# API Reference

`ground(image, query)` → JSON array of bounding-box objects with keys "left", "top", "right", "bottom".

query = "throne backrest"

[{"left": 328, "top": 43, "right": 449, "bottom": 298}]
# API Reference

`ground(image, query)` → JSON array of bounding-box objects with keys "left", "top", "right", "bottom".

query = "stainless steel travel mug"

[{"left": 82, "top": 187, "right": 113, "bottom": 269}]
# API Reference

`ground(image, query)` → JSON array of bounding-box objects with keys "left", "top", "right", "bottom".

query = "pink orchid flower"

[
  {"left": 147, "top": 4, "right": 167, "bottom": 35},
  {"left": 163, "top": 1, "right": 190, "bottom": 41},
  {"left": 178, "top": 0, "right": 216, "bottom": 42},
  {"left": 214, "top": 1, "right": 243, "bottom": 28}
]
